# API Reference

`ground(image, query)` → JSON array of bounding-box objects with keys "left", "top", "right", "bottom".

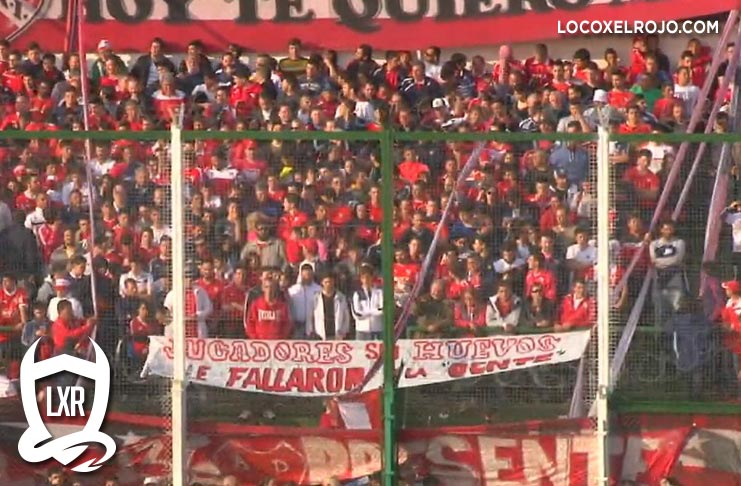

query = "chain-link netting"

[
  {"left": 608, "top": 128, "right": 741, "bottom": 405},
  {"left": 178, "top": 130, "right": 384, "bottom": 441},
  {"left": 394, "top": 130, "right": 600, "bottom": 426},
  {"left": 0, "top": 131, "right": 174, "bottom": 485}
]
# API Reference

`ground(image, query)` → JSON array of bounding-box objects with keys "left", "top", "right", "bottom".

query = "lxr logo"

[{"left": 17, "top": 338, "right": 116, "bottom": 472}]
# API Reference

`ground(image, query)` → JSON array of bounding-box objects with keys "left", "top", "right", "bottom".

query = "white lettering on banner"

[
  {"left": 478, "top": 437, "right": 521, "bottom": 486},
  {"left": 142, "top": 331, "right": 591, "bottom": 397},
  {"left": 424, "top": 436, "right": 479, "bottom": 486},
  {"left": 522, "top": 439, "right": 563, "bottom": 485}
]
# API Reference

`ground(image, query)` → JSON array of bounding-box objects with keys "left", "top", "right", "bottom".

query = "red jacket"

[
  {"left": 51, "top": 318, "right": 91, "bottom": 355},
  {"left": 721, "top": 300, "right": 741, "bottom": 354},
  {"left": 525, "top": 269, "right": 558, "bottom": 301},
  {"left": 221, "top": 283, "right": 247, "bottom": 333},
  {"left": 559, "top": 294, "right": 596, "bottom": 328},
  {"left": 245, "top": 296, "right": 292, "bottom": 340}
]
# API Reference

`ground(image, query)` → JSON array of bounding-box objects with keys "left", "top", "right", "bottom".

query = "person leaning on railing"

[{"left": 409, "top": 279, "right": 455, "bottom": 338}]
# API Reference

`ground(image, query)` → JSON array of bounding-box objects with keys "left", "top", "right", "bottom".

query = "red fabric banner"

[
  {"left": 0, "top": 0, "right": 735, "bottom": 53},
  {"left": 3, "top": 413, "right": 741, "bottom": 485}
]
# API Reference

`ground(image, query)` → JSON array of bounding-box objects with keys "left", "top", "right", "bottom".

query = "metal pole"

[
  {"left": 596, "top": 126, "right": 611, "bottom": 486},
  {"left": 380, "top": 129, "right": 397, "bottom": 486},
  {"left": 170, "top": 125, "right": 187, "bottom": 486}
]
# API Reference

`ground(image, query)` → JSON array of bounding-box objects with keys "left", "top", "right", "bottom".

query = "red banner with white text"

[
  {"left": 0, "top": 0, "right": 735, "bottom": 53},
  {"left": 2, "top": 413, "right": 741, "bottom": 485}
]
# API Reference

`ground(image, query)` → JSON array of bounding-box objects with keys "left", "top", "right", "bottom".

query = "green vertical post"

[{"left": 380, "top": 129, "right": 397, "bottom": 486}]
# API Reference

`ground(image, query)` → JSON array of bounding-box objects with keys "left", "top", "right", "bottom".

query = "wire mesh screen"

[
  {"left": 395, "top": 130, "right": 600, "bottom": 426},
  {"left": 0, "top": 131, "right": 174, "bottom": 485},
  {"left": 99, "top": 132, "right": 174, "bottom": 484},
  {"left": 608, "top": 129, "right": 732, "bottom": 404},
  {"left": 177, "top": 129, "right": 384, "bottom": 483}
]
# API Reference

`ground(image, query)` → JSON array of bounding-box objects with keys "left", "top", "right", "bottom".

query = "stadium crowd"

[
  {"left": 0, "top": 17, "right": 730, "bottom": 486},
  {"left": 0, "top": 32, "right": 732, "bottom": 381}
]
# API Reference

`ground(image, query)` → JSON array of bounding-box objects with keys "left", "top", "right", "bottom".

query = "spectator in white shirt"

[
  {"left": 24, "top": 192, "right": 49, "bottom": 238},
  {"left": 485, "top": 282, "right": 522, "bottom": 332},
  {"left": 47, "top": 279, "right": 83, "bottom": 321},
  {"left": 566, "top": 228, "right": 597, "bottom": 290},
  {"left": 423, "top": 46, "right": 442, "bottom": 81},
  {"left": 307, "top": 272, "right": 350, "bottom": 340},
  {"left": 288, "top": 263, "right": 321, "bottom": 338},
  {"left": 351, "top": 266, "right": 384, "bottom": 340},
  {"left": 673, "top": 66, "right": 699, "bottom": 117},
  {"left": 119, "top": 257, "right": 153, "bottom": 301}
]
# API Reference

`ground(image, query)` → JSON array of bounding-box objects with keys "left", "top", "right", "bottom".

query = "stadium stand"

[{"left": 0, "top": 31, "right": 736, "bottom": 485}]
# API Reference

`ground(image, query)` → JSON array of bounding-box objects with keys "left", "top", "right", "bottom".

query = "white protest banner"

[
  {"left": 397, "top": 330, "right": 591, "bottom": 388},
  {"left": 142, "top": 338, "right": 387, "bottom": 396},
  {"left": 143, "top": 331, "right": 590, "bottom": 396}
]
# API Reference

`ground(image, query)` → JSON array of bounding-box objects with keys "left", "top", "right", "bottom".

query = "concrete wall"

[{"left": 105, "top": 30, "right": 723, "bottom": 71}]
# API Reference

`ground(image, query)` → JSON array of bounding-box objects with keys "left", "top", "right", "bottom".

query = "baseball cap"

[
  {"left": 143, "top": 478, "right": 159, "bottom": 486},
  {"left": 432, "top": 98, "right": 446, "bottom": 109},
  {"left": 53, "top": 278, "right": 70, "bottom": 288},
  {"left": 593, "top": 89, "right": 608, "bottom": 104},
  {"left": 723, "top": 281, "right": 741, "bottom": 293},
  {"left": 12, "top": 164, "right": 26, "bottom": 178},
  {"left": 554, "top": 168, "right": 568, "bottom": 179},
  {"left": 97, "top": 39, "right": 112, "bottom": 50}
]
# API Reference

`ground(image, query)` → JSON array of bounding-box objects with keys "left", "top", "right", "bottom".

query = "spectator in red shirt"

[
  {"left": 50, "top": 300, "right": 94, "bottom": 356},
  {"left": 556, "top": 280, "right": 596, "bottom": 331},
  {"left": 244, "top": 281, "right": 291, "bottom": 340},
  {"left": 129, "top": 302, "right": 159, "bottom": 363},
  {"left": 607, "top": 71, "right": 634, "bottom": 111},
  {"left": 622, "top": 149, "right": 660, "bottom": 211},
  {"left": 221, "top": 268, "right": 248, "bottom": 338},
  {"left": 525, "top": 253, "right": 557, "bottom": 301},
  {"left": 398, "top": 147, "right": 430, "bottom": 186},
  {"left": 653, "top": 83, "right": 678, "bottom": 121},
  {"left": 453, "top": 288, "right": 487, "bottom": 335},
  {"left": 619, "top": 104, "right": 652, "bottom": 134},
  {"left": 524, "top": 43, "right": 554, "bottom": 88}
]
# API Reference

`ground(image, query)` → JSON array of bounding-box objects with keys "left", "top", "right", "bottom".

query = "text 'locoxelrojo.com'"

[{"left": 557, "top": 19, "right": 720, "bottom": 36}]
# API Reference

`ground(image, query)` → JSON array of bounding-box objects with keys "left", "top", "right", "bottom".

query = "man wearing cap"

[
  {"left": 288, "top": 263, "right": 321, "bottom": 338},
  {"left": 583, "top": 88, "right": 622, "bottom": 128},
  {"left": 46, "top": 278, "right": 83, "bottom": 322},
  {"left": 90, "top": 39, "right": 125, "bottom": 88}
]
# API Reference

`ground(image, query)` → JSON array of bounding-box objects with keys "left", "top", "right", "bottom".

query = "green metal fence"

[{"left": 1, "top": 128, "right": 741, "bottom": 485}]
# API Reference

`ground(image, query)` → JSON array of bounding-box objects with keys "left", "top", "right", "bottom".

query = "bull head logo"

[{"left": 17, "top": 338, "right": 116, "bottom": 472}]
